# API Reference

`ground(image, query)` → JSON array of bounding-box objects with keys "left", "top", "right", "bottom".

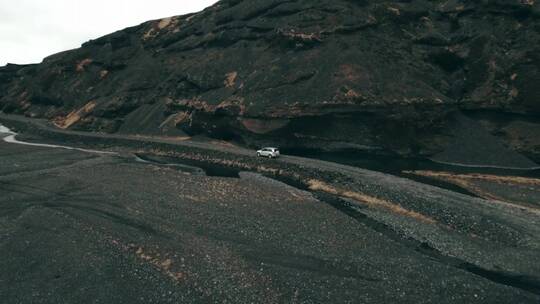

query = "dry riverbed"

[{"left": 1, "top": 116, "right": 539, "bottom": 303}]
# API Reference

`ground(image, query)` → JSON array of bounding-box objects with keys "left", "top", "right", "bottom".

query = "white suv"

[{"left": 257, "top": 147, "right": 280, "bottom": 158}]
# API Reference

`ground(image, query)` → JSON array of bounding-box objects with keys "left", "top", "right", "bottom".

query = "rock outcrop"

[{"left": 1, "top": 0, "right": 539, "bottom": 163}]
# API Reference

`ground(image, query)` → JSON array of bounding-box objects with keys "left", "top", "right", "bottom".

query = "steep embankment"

[{"left": 1, "top": 0, "right": 539, "bottom": 165}]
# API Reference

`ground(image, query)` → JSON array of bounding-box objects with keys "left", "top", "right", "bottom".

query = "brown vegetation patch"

[
  {"left": 76, "top": 58, "right": 93, "bottom": 72},
  {"left": 159, "top": 112, "right": 190, "bottom": 130},
  {"left": 306, "top": 179, "right": 436, "bottom": 224},
  {"left": 134, "top": 247, "right": 184, "bottom": 281},
  {"left": 216, "top": 97, "right": 246, "bottom": 116},
  {"left": 105, "top": 237, "right": 186, "bottom": 283},
  {"left": 170, "top": 97, "right": 246, "bottom": 116},
  {"left": 345, "top": 89, "right": 360, "bottom": 98},
  {"left": 277, "top": 29, "right": 322, "bottom": 43},
  {"left": 172, "top": 112, "right": 190, "bottom": 125},
  {"left": 143, "top": 29, "right": 156, "bottom": 40},
  {"left": 157, "top": 17, "right": 173, "bottom": 30},
  {"left": 387, "top": 7, "right": 401, "bottom": 16},
  {"left": 99, "top": 70, "right": 109, "bottom": 79},
  {"left": 224, "top": 71, "right": 238, "bottom": 88},
  {"left": 173, "top": 98, "right": 213, "bottom": 112},
  {"left": 131, "top": 134, "right": 191, "bottom": 142},
  {"left": 209, "top": 140, "right": 239, "bottom": 148},
  {"left": 405, "top": 171, "right": 540, "bottom": 187},
  {"left": 53, "top": 101, "right": 96, "bottom": 129},
  {"left": 143, "top": 16, "right": 180, "bottom": 40},
  {"left": 404, "top": 170, "right": 540, "bottom": 212}
]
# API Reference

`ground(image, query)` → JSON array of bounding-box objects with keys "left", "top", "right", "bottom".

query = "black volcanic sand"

[
  {"left": 1, "top": 117, "right": 540, "bottom": 303},
  {"left": 0, "top": 142, "right": 537, "bottom": 303}
]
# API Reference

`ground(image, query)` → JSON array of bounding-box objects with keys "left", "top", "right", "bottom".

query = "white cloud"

[{"left": 0, "top": 0, "right": 218, "bottom": 66}]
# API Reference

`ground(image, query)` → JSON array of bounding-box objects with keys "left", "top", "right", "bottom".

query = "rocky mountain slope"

[{"left": 1, "top": 0, "right": 539, "bottom": 163}]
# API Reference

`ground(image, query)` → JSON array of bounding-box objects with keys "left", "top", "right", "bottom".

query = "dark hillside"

[{"left": 1, "top": 0, "right": 539, "bottom": 164}]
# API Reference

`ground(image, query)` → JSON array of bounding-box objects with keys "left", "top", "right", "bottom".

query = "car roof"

[{"left": 263, "top": 147, "right": 278, "bottom": 149}]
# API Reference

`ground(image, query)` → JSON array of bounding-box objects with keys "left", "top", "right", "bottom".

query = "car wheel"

[
  {"left": 268, "top": 154, "right": 272, "bottom": 159},
  {"left": 257, "top": 153, "right": 261, "bottom": 157}
]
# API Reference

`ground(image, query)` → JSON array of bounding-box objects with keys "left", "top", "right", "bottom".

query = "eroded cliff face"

[{"left": 1, "top": 0, "right": 539, "bottom": 160}]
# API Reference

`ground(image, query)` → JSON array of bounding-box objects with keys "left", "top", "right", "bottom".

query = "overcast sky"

[{"left": 0, "top": 0, "right": 218, "bottom": 66}]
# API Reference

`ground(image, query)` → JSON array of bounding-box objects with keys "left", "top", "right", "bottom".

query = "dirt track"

[{"left": 1, "top": 114, "right": 540, "bottom": 303}]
